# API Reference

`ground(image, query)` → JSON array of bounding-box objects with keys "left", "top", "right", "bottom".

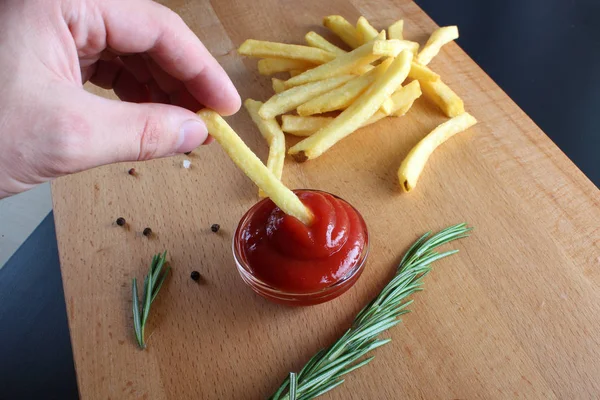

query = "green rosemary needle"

[
  {"left": 132, "top": 251, "right": 171, "bottom": 349},
  {"left": 269, "top": 223, "right": 471, "bottom": 400}
]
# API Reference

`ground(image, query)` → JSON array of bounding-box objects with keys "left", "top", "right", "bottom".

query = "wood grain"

[{"left": 51, "top": 0, "right": 600, "bottom": 398}]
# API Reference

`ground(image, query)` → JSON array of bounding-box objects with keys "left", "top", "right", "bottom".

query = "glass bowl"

[{"left": 233, "top": 190, "right": 369, "bottom": 306}]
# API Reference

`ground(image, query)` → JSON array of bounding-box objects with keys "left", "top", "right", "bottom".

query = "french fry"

[
  {"left": 392, "top": 102, "right": 413, "bottom": 117},
  {"left": 289, "top": 50, "right": 413, "bottom": 161},
  {"left": 260, "top": 75, "right": 354, "bottom": 119},
  {"left": 354, "top": 64, "right": 375, "bottom": 74},
  {"left": 281, "top": 115, "right": 333, "bottom": 136},
  {"left": 378, "top": 76, "right": 422, "bottom": 116},
  {"left": 238, "top": 39, "right": 335, "bottom": 64},
  {"left": 390, "top": 80, "right": 422, "bottom": 117},
  {"left": 367, "top": 80, "right": 423, "bottom": 123},
  {"left": 421, "top": 79, "right": 464, "bottom": 117},
  {"left": 272, "top": 78, "right": 286, "bottom": 93},
  {"left": 408, "top": 62, "right": 440, "bottom": 82},
  {"left": 398, "top": 112, "right": 476, "bottom": 192},
  {"left": 323, "top": 15, "right": 362, "bottom": 49},
  {"left": 388, "top": 20, "right": 404, "bottom": 40},
  {"left": 305, "top": 31, "right": 347, "bottom": 56},
  {"left": 379, "top": 97, "right": 396, "bottom": 115},
  {"left": 373, "top": 39, "right": 419, "bottom": 56},
  {"left": 296, "top": 59, "right": 391, "bottom": 116},
  {"left": 197, "top": 109, "right": 312, "bottom": 225},
  {"left": 416, "top": 26, "right": 459, "bottom": 65},
  {"left": 283, "top": 81, "right": 422, "bottom": 135},
  {"left": 375, "top": 55, "right": 412, "bottom": 115},
  {"left": 289, "top": 69, "right": 305, "bottom": 77},
  {"left": 283, "top": 32, "right": 385, "bottom": 88},
  {"left": 257, "top": 58, "right": 315, "bottom": 75},
  {"left": 356, "top": 16, "right": 379, "bottom": 44},
  {"left": 244, "top": 99, "right": 286, "bottom": 197}
]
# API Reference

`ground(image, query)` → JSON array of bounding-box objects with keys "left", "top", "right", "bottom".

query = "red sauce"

[{"left": 238, "top": 190, "right": 368, "bottom": 294}]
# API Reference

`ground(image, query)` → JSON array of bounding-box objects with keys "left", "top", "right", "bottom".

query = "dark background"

[{"left": 0, "top": 1, "right": 598, "bottom": 399}]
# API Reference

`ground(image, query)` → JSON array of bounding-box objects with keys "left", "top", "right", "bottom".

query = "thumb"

[{"left": 71, "top": 91, "right": 208, "bottom": 168}]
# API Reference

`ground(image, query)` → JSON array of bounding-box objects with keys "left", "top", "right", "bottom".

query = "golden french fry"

[
  {"left": 296, "top": 59, "right": 391, "bottom": 116},
  {"left": 390, "top": 80, "right": 422, "bottom": 117},
  {"left": 244, "top": 100, "right": 284, "bottom": 150},
  {"left": 421, "top": 79, "right": 464, "bottom": 117},
  {"left": 272, "top": 78, "right": 286, "bottom": 93},
  {"left": 388, "top": 20, "right": 404, "bottom": 40},
  {"left": 197, "top": 109, "right": 312, "bottom": 224},
  {"left": 257, "top": 58, "right": 315, "bottom": 75},
  {"left": 374, "top": 56, "right": 412, "bottom": 115},
  {"left": 281, "top": 115, "right": 333, "bottom": 136},
  {"left": 283, "top": 81, "right": 422, "bottom": 135},
  {"left": 244, "top": 99, "right": 286, "bottom": 197},
  {"left": 289, "top": 69, "right": 305, "bottom": 77},
  {"left": 238, "top": 39, "right": 335, "bottom": 64},
  {"left": 284, "top": 32, "right": 385, "bottom": 88},
  {"left": 392, "top": 103, "right": 411, "bottom": 117},
  {"left": 289, "top": 50, "right": 413, "bottom": 161},
  {"left": 305, "top": 31, "right": 347, "bottom": 56},
  {"left": 408, "top": 62, "right": 440, "bottom": 82},
  {"left": 260, "top": 75, "right": 354, "bottom": 119},
  {"left": 403, "top": 40, "right": 420, "bottom": 54},
  {"left": 416, "top": 26, "right": 459, "bottom": 65},
  {"left": 379, "top": 97, "right": 395, "bottom": 115},
  {"left": 367, "top": 80, "right": 423, "bottom": 123},
  {"left": 398, "top": 112, "right": 476, "bottom": 192},
  {"left": 354, "top": 64, "right": 375, "bottom": 74},
  {"left": 373, "top": 39, "right": 419, "bottom": 56},
  {"left": 378, "top": 69, "right": 422, "bottom": 115},
  {"left": 356, "top": 16, "right": 379, "bottom": 44},
  {"left": 296, "top": 72, "right": 374, "bottom": 116},
  {"left": 323, "top": 15, "right": 362, "bottom": 49}
]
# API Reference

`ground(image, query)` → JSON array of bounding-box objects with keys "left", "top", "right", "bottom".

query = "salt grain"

[{"left": 183, "top": 160, "right": 191, "bottom": 169}]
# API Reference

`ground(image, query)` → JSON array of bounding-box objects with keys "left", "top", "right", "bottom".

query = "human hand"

[{"left": 0, "top": 0, "right": 240, "bottom": 198}]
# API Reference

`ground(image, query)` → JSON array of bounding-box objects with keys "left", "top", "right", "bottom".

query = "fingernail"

[{"left": 177, "top": 119, "right": 208, "bottom": 153}]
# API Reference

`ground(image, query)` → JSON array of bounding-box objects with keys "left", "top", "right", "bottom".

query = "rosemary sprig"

[
  {"left": 132, "top": 251, "right": 171, "bottom": 349},
  {"left": 270, "top": 223, "right": 471, "bottom": 400}
]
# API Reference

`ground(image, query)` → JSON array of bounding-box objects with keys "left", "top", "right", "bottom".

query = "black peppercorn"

[
  {"left": 143, "top": 228, "right": 153, "bottom": 237},
  {"left": 128, "top": 168, "right": 137, "bottom": 176},
  {"left": 211, "top": 224, "right": 220, "bottom": 233},
  {"left": 190, "top": 271, "right": 201, "bottom": 281},
  {"left": 116, "top": 217, "right": 126, "bottom": 226}
]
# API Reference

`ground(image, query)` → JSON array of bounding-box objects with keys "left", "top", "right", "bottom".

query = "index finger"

[{"left": 99, "top": 0, "right": 241, "bottom": 115}]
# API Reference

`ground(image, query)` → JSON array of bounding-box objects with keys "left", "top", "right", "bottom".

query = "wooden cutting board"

[{"left": 51, "top": 0, "right": 600, "bottom": 398}]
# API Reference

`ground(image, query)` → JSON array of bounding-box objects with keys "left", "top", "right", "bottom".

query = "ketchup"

[{"left": 237, "top": 190, "right": 368, "bottom": 294}]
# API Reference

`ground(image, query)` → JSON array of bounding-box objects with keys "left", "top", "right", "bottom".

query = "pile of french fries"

[
  {"left": 197, "top": 15, "right": 477, "bottom": 225},
  {"left": 238, "top": 15, "right": 477, "bottom": 192}
]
